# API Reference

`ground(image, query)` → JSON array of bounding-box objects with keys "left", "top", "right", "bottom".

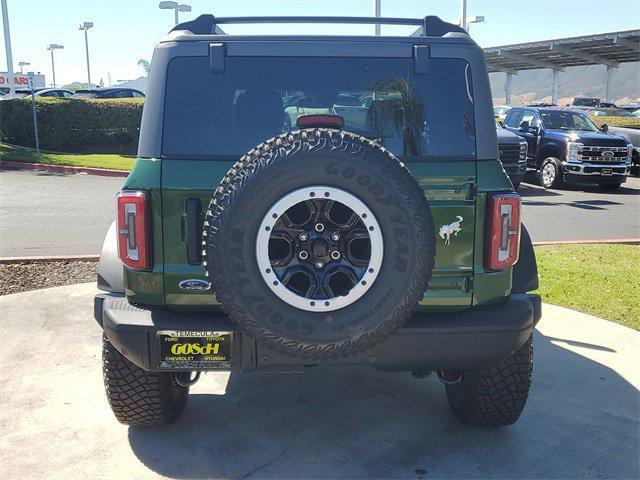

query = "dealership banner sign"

[{"left": 0, "top": 72, "right": 46, "bottom": 89}]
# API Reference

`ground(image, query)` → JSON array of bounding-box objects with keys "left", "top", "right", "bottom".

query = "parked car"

[
  {"left": 72, "top": 87, "right": 145, "bottom": 99},
  {"left": 95, "top": 14, "right": 540, "bottom": 428},
  {"left": 608, "top": 126, "right": 640, "bottom": 175},
  {"left": 503, "top": 107, "right": 632, "bottom": 190},
  {"left": 570, "top": 97, "right": 601, "bottom": 108},
  {"left": 493, "top": 105, "right": 511, "bottom": 123},
  {"left": 13, "top": 88, "right": 74, "bottom": 98},
  {"left": 586, "top": 108, "right": 635, "bottom": 118},
  {"left": 619, "top": 103, "right": 640, "bottom": 112},
  {"left": 496, "top": 121, "right": 527, "bottom": 190}
]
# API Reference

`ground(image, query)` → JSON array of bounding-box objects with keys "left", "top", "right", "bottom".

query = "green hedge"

[
  {"left": 589, "top": 115, "right": 640, "bottom": 128},
  {"left": 0, "top": 98, "right": 143, "bottom": 154}
]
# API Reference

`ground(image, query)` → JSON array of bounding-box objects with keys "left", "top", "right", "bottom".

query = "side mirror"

[
  {"left": 519, "top": 120, "right": 530, "bottom": 132},
  {"left": 600, "top": 123, "right": 609, "bottom": 133}
]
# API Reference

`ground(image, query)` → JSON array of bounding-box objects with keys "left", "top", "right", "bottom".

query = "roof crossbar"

[{"left": 171, "top": 14, "right": 467, "bottom": 38}]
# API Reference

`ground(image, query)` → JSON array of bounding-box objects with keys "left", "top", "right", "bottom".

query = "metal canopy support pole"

[
  {"left": 1, "top": 0, "right": 14, "bottom": 97},
  {"left": 174, "top": 8, "right": 179, "bottom": 26},
  {"left": 505, "top": 73, "right": 513, "bottom": 105},
  {"left": 373, "top": 0, "right": 381, "bottom": 36},
  {"left": 604, "top": 66, "right": 614, "bottom": 102},
  {"left": 552, "top": 69, "right": 559, "bottom": 104}
]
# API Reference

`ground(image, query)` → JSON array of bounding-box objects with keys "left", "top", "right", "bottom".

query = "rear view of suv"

[{"left": 95, "top": 14, "right": 540, "bottom": 428}]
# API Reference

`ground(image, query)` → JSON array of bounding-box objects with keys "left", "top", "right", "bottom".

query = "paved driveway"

[
  {"left": 0, "top": 284, "right": 638, "bottom": 479},
  {"left": 520, "top": 174, "right": 640, "bottom": 242},
  {"left": 0, "top": 170, "right": 122, "bottom": 256},
  {"left": 0, "top": 170, "right": 638, "bottom": 256}
]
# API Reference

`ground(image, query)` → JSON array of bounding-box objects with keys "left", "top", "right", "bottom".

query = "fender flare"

[
  {"left": 513, "top": 224, "right": 538, "bottom": 294},
  {"left": 97, "top": 221, "right": 124, "bottom": 293}
]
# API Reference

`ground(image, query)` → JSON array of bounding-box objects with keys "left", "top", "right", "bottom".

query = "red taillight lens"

[
  {"left": 485, "top": 193, "right": 521, "bottom": 271},
  {"left": 296, "top": 114, "right": 345, "bottom": 129},
  {"left": 116, "top": 191, "right": 151, "bottom": 270}
]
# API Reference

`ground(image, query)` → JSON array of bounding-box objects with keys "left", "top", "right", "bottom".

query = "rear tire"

[
  {"left": 102, "top": 335, "right": 188, "bottom": 426},
  {"left": 444, "top": 335, "right": 533, "bottom": 427},
  {"left": 538, "top": 158, "right": 563, "bottom": 188}
]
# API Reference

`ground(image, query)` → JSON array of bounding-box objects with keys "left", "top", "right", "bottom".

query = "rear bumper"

[{"left": 95, "top": 293, "right": 541, "bottom": 373}]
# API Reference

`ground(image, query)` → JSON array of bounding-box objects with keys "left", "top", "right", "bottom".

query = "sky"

[{"left": 1, "top": 0, "right": 639, "bottom": 87}]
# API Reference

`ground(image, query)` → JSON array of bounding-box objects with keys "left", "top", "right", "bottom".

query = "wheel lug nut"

[
  {"left": 314, "top": 223, "right": 325, "bottom": 232},
  {"left": 331, "top": 251, "right": 341, "bottom": 260},
  {"left": 331, "top": 233, "right": 340, "bottom": 241},
  {"left": 298, "top": 250, "right": 309, "bottom": 260},
  {"left": 299, "top": 233, "right": 309, "bottom": 242},
  {"left": 315, "top": 260, "right": 325, "bottom": 269}
]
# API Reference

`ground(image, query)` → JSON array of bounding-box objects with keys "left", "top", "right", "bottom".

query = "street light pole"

[
  {"left": 159, "top": 2, "right": 191, "bottom": 26},
  {"left": 460, "top": 0, "right": 467, "bottom": 31},
  {"left": 373, "top": 0, "right": 381, "bottom": 36},
  {"left": 1, "top": 0, "right": 15, "bottom": 97},
  {"left": 47, "top": 44, "right": 63, "bottom": 88},
  {"left": 78, "top": 22, "right": 93, "bottom": 85}
]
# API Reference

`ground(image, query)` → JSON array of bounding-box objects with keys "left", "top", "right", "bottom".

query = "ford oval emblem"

[
  {"left": 179, "top": 279, "right": 211, "bottom": 292},
  {"left": 602, "top": 150, "right": 614, "bottom": 158}
]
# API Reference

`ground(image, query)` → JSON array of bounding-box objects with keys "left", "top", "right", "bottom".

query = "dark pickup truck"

[
  {"left": 496, "top": 121, "right": 527, "bottom": 190},
  {"left": 503, "top": 107, "right": 632, "bottom": 190}
]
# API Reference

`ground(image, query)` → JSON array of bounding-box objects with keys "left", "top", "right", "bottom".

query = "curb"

[
  {"left": 533, "top": 238, "right": 640, "bottom": 245},
  {"left": 0, "top": 255, "right": 100, "bottom": 264},
  {"left": 0, "top": 160, "right": 130, "bottom": 178}
]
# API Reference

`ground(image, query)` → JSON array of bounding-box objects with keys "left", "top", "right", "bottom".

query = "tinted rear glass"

[{"left": 162, "top": 56, "right": 475, "bottom": 159}]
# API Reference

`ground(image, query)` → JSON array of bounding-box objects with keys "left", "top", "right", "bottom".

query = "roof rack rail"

[{"left": 170, "top": 14, "right": 467, "bottom": 38}]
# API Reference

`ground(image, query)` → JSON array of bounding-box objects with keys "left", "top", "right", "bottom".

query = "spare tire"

[{"left": 204, "top": 129, "right": 435, "bottom": 359}]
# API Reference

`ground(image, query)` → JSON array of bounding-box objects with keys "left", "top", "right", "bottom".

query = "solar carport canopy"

[{"left": 484, "top": 29, "right": 640, "bottom": 73}]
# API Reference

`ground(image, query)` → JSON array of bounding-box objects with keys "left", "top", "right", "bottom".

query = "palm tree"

[{"left": 137, "top": 59, "right": 151, "bottom": 76}]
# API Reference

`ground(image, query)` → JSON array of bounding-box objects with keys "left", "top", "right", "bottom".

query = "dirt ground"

[{"left": 0, "top": 260, "right": 97, "bottom": 296}]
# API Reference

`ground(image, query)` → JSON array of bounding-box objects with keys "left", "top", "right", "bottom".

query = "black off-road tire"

[
  {"left": 203, "top": 128, "right": 435, "bottom": 360},
  {"left": 102, "top": 335, "right": 188, "bottom": 426},
  {"left": 444, "top": 335, "right": 533, "bottom": 427}
]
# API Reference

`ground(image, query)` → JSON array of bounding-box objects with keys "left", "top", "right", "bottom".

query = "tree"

[{"left": 137, "top": 59, "right": 151, "bottom": 76}]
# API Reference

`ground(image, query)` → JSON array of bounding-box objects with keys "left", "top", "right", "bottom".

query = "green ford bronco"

[{"left": 95, "top": 15, "right": 541, "bottom": 427}]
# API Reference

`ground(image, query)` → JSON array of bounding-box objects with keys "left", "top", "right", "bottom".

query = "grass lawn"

[
  {"left": 535, "top": 244, "right": 640, "bottom": 330},
  {"left": 0, "top": 143, "right": 134, "bottom": 171}
]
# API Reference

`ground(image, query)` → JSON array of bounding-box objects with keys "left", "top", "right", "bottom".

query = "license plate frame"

[{"left": 157, "top": 330, "right": 233, "bottom": 370}]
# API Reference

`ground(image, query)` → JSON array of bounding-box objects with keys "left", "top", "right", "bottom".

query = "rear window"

[{"left": 162, "top": 56, "right": 476, "bottom": 160}]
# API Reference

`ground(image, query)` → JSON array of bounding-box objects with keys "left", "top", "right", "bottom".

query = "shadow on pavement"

[{"left": 127, "top": 332, "right": 639, "bottom": 479}]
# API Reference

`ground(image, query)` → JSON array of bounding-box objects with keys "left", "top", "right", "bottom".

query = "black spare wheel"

[{"left": 203, "top": 129, "right": 435, "bottom": 359}]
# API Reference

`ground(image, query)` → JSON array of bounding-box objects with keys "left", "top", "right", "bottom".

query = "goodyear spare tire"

[{"left": 204, "top": 129, "right": 435, "bottom": 359}]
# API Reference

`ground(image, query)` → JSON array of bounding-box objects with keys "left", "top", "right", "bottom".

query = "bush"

[
  {"left": 589, "top": 115, "right": 640, "bottom": 128},
  {"left": 0, "top": 97, "right": 143, "bottom": 154}
]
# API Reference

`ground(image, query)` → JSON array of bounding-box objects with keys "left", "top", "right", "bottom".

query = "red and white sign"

[{"left": 0, "top": 72, "right": 46, "bottom": 89}]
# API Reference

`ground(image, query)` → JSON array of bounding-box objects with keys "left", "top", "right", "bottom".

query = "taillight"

[
  {"left": 485, "top": 193, "right": 521, "bottom": 271},
  {"left": 116, "top": 191, "right": 151, "bottom": 270}
]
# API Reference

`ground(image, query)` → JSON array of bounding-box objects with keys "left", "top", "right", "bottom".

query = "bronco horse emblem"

[{"left": 439, "top": 216, "right": 463, "bottom": 245}]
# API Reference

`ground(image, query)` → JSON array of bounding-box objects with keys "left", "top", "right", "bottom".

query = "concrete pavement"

[
  {"left": 0, "top": 283, "right": 638, "bottom": 479},
  {"left": 1, "top": 170, "right": 639, "bottom": 257}
]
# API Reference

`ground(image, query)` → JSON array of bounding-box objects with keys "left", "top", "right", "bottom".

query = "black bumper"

[{"left": 95, "top": 293, "right": 541, "bottom": 373}]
